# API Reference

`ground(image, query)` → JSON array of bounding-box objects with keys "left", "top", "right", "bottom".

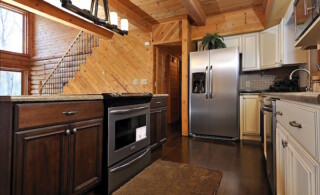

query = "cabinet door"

[
  {"left": 286, "top": 138, "right": 319, "bottom": 195},
  {"left": 242, "top": 95, "right": 260, "bottom": 135},
  {"left": 276, "top": 125, "right": 288, "bottom": 195},
  {"left": 160, "top": 109, "right": 167, "bottom": 144},
  {"left": 150, "top": 111, "right": 158, "bottom": 149},
  {"left": 12, "top": 125, "right": 69, "bottom": 195},
  {"left": 242, "top": 33, "right": 260, "bottom": 71},
  {"left": 69, "top": 119, "right": 103, "bottom": 194},
  {"left": 224, "top": 35, "right": 242, "bottom": 52},
  {"left": 260, "top": 25, "right": 280, "bottom": 69}
]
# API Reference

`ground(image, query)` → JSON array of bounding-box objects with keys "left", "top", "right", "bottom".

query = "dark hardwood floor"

[{"left": 152, "top": 123, "right": 272, "bottom": 195}]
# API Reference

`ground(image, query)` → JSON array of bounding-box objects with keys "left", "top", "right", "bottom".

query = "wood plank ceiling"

[{"left": 128, "top": 0, "right": 264, "bottom": 23}]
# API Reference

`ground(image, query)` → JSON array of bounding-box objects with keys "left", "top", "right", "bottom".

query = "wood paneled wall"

[
  {"left": 152, "top": 21, "right": 181, "bottom": 45},
  {"left": 63, "top": 31, "right": 153, "bottom": 94},
  {"left": 168, "top": 56, "right": 180, "bottom": 124},
  {"left": 30, "top": 15, "right": 79, "bottom": 95}
]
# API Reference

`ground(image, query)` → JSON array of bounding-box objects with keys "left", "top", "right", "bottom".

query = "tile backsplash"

[{"left": 240, "top": 66, "right": 303, "bottom": 91}]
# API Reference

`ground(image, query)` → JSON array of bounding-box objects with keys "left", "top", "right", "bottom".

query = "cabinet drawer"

[
  {"left": 276, "top": 100, "right": 318, "bottom": 159},
  {"left": 150, "top": 96, "right": 168, "bottom": 109},
  {"left": 15, "top": 101, "right": 104, "bottom": 130}
]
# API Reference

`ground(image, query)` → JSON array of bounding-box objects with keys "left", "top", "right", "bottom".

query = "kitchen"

[{"left": 0, "top": 0, "right": 320, "bottom": 194}]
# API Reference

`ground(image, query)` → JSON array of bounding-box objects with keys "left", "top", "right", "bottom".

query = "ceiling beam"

[
  {"left": 107, "top": 0, "right": 153, "bottom": 32},
  {"left": 180, "top": 0, "right": 206, "bottom": 26},
  {"left": 264, "top": 0, "right": 291, "bottom": 28},
  {"left": 2, "top": 0, "right": 114, "bottom": 39}
]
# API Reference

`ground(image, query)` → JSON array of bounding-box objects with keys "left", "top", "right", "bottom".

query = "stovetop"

[{"left": 102, "top": 93, "right": 153, "bottom": 107}]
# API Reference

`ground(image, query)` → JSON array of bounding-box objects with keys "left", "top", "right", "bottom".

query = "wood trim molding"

[
  {"left": 181, "top": 18, "right": 191, "bottom": 136},
  {"left": 2, "top": 0, "right": 114, "bottom": 39},
  {"left": 180, "top": 0, "right": 206, "bottom": 26}
]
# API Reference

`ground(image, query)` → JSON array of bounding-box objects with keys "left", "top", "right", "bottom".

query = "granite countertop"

[
  {"left": 261, "top": 92, "right": 320, "bottom": 105},
  {"left": 153, "top": 94, "right": 169, "bottom": 97},
  {"left": 0, "top": 95, "right": 104, "bottom": 102}
]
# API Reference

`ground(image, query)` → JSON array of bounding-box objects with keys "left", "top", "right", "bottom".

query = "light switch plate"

[
  {"left": 141, "top": 79, "right": 148, "bottom": 85},
  {"left": 133, "top": 79, "right": 138, "bottom": 85},
  {"left": 246, "top": 81, "right": 251, "bottom": 88}
]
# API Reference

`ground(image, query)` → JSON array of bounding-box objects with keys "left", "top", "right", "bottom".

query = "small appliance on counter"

[
  {"left": 268, "top": 77, "right": 300, "bottom": 92},
  {"left": 101, "top": 93, "right": 153, "bottom": 194}
]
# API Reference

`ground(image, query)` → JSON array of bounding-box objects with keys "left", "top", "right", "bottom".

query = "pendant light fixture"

[{"left": 61, "top": 0, "right": 129, "bottom": 35}]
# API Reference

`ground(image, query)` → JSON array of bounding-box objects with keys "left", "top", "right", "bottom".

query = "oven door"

[
  {"left": 295, "top": 0, "right": 316, "bottom": 40},
  {"left": 108, "top": 103, "right": 150, "bottom": 166}
]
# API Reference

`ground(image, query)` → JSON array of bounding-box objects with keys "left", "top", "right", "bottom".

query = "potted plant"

[{"left": 200, "top": 33, "right": 226, "bottom": 50}]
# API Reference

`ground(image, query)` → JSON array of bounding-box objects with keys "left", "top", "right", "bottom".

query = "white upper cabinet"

[
  {"left": 242, "top": 33, "right": 260, "bottom": 71},
  {"left": 224, "top": 35, "right": 242, "bottom": 53},
  {"left": 280, "top": 18, "right": 308, "bottom": 65},
  {"left": 260, "top": 25, "right": 280, "bottom": 69}
]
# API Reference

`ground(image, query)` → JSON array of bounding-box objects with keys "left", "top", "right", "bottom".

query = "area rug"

[{"left": 113, "top": 160, "right": 223, "bottom": 195}]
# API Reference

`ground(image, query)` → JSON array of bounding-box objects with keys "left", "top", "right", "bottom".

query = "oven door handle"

[
  {"left": 262, "top": 106, "right": 273, "bottom": 112},
  {"left": 109, "top": 148, "right": 151, "bottom": 173},
  {"left": 110, "top": 106, "right": 148, "bottom": 114}
]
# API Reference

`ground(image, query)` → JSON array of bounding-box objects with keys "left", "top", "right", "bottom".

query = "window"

[
  {"left": 0, "top": 6, "right": 24, "bottom": 53},
  {"left": 0, "top": 70, "right": 22, "bottom": 95}
]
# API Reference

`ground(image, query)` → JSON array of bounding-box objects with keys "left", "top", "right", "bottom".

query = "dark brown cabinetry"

[
  {"left": 11, "top": 101, "right": 104, "bottom": 195},
  {"left": 150, "top": 96, "right": 168, "bottom": 150}
]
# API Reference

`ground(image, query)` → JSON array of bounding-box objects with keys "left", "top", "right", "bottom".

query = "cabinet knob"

[
  {"left": 275, "top": 111, "right": 283, "bottom": 116},
  {"left": 66, "top": 129, "right": 71, "bottom": 135},
  {"left": 282, "top": 140, "right": 288, "bottom": 148},
  {"left": 73, "top": 128, "right": 77, "bottom": 134}
]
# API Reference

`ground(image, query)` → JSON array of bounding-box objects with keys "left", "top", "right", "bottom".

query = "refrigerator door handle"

[
  {"left": 210, "top": 65, "right": 213, "bottom": 98},
  {"left": 205, "top": 66, "right": 209, "bottom": 99}
]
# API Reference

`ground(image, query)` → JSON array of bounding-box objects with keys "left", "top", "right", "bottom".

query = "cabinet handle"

[
  {"left": 156, "top": 102, "right": 162, "bottom": 104},
  {"left": 275, "top": 111, "right": 283, "bottom": 116},
  {"left": 282, "top": 140, "right": 288, "bottom": 148},
  {"left": 62, "top": 111, "right": 79, "bottom": 116},
  {"left": 66, "top": 129, "right": 71, "bottom": 135},
  {"left": 289, "top": 121, "right": 302, "bottom": 128},
  {"left": 73, "top": 128, "right": 77, "bottom": 134}
]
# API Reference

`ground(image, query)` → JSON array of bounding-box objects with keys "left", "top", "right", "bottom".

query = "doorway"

[{"left": 153, "top": 44, "right": 182, "bottom": 128}]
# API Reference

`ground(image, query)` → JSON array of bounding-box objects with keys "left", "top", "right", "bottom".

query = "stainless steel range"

[{"left": 102, "top": 93, "right": 152, "bottom": 194}]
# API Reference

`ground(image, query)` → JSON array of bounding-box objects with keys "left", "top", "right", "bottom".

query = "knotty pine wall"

[
  {"left": 30, "top": 15, "right": 153, "bottom": 95},
  {"left": 63, "top": 31, "right": 153, "bottom": 94}
]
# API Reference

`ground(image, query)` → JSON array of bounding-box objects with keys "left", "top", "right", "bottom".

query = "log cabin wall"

[
  {"left": 30, "top": 15, "right": 153, "bottom": 95},
  {"left": 30, "top": 15, "right": 79, "bottom": 95}
]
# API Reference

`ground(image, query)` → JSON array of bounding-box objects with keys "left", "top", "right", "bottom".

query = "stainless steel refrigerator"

[{"left": 189, "top": 47, "right": 239, "bottom": 138}]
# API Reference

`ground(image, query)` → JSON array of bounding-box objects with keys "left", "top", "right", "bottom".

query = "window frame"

[
  {"left": 0, "top": 2, "right": 28, "bottom": 55},
  {"left": 0, "top": 67, "right": 28, "bottom": 95}
]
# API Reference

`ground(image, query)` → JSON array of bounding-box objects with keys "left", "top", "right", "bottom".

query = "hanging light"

[
  {"left": 70, "top": 0, "right": 92, "bottom": 11},
  {"left": 121, "top": 19, "right": 129, "bottom": 31},
  {"left": 110, "top": 12, "right": 118, "bottom": 26},
  {"left": 61, "top": 0, "right": 128, "bottom": 35}
]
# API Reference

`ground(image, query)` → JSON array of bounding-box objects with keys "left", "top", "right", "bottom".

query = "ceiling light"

[{"left": 61, "top": 0, "right": 128, "bottom": 35}]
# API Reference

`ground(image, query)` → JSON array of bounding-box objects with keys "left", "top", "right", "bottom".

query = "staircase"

[{"left": 39, "top": 31, "right": 99, "bottom": 95}]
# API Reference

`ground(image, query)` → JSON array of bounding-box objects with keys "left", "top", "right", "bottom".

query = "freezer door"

[
  {"left": 209, "top": 47, "right": 239, "bottom": 137},
  {"left": 189, "top": 50, "right": 210, "bottom": 135}
]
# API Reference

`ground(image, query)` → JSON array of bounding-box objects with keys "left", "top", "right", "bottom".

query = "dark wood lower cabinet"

[
  {"left": 150, "top": 96, "right": 168, "bottom": 150},
  {"left": 12, "top": 118, "right": 103, "bottom": 195},
  {"left": 12, "top": 124, "right": 69, "bottom": 195},
  {"left": 69, "top": 119, "right": 103, "bottom": 195}
]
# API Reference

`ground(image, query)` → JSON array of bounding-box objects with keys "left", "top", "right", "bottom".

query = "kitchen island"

[{"left": 0, "top": 95, "right": 104, "bottom": 195}]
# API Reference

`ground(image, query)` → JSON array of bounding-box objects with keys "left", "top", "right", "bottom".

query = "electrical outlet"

[
  {"left": 246, "top": 81, "right": 251, "bottom": 88},
  {"left": 141, "top": 79, "right": 148, "bottom": 85},
  {"left": 133, "top": 79, "right": 138, "bottom": 85}
]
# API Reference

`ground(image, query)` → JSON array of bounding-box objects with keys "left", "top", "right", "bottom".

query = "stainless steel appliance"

[
  {"left": 102, "top": 93, "right": 152, "bottom": 194},
  {"left": 189, "top": 47, "right": 239, "bottom": 138},
  {"left": 295, "top": 0, "right": 320, "bottom": 40},
  {"left": 261, "top": 96, "right": 277, "bottom": 195}
]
